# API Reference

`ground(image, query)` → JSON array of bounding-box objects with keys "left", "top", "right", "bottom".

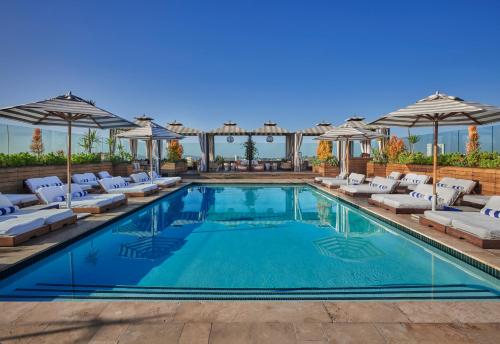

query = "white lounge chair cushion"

[
  {"left": 100, "top": 177, "right": 157, "bottom": 194},
  {"left": 479, "top": 196, "right": 500, "bottom": 219},
  {"left": 150, "top": 171, "right": 181, "bottom": 182},
  {"left": 0, "top": 215, "right": 46, "bottom": 236},
  {"left": 437, "top": 177, "right": 476, "bottom": 195},
  {"left": 72, "top": 173, "right": 99, "bottom": 186},
  {"left": 399, "top": 174, "right": 430, "bottom": 187},
  {"left": 387, "top": 171, "right": 402, "bottom": 180},
  {"left": 15, "top": 208, "right": 74, "bottom": 225},
  {"left": 348, "top": 173, "right": 366, "bottom": 185},
  {"left": 383, "top": 195, "right": 433, "bottom": 209},
  {"left": 3, "top": 194, "right": 39, "bottom": 206},
  {"left": 130, "top": 172, "right": 150, "bottom": 183},
  {"left": 25, "top": 176, "right": 63, "bottom": 193},
  {"left": 341, "top": 185, "right": 387, "bottom": 194},
  {"left": 411, "top": 184, "right": 459, "bottom": 206},
  {"left": 97, "top": 171, "right": 112, "bottom": 179},
  {"left": 451, "top": 214, "right": 500, "bottom": 239},
  {"left": 322, "top": 179, "right": 349, "bottom": 187},
  {"left": 423, "top": 210, "right": 471, "bottom": 226},
  {"left": 462, "top": 195, "right": 490, "bottom": 207},
  {"left": 370, "top": 194, "right": 387, "bottom": 203},
  {"left": 315, "top": 173, "right": 346, "bottom": 183},
  {"left": 36, "top": 186, "right": 66, "bottom": 204}
]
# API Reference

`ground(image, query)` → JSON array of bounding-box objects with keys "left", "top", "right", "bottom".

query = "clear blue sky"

[{"left": 1, "top": 0, "right": 500, "bottom": 135}]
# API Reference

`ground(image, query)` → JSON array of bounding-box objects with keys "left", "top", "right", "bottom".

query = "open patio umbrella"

[
  {"left": 369, "top": 92, "right": 500, "bottom": 210},
  {"left": 0, "top": 92, "right": 137, "bottom": 208},
  {"left": 117, "top": 116, "right": 183, "bottom": 183},
  {"left": 316, "top": 127, "right": 385, "bottom": 179}
]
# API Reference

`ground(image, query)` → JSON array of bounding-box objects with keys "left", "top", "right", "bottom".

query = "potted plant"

[
  {"left": 311, "top": 156, "right": 339, "bottom": 176},
  {"left": 161, "top": 140, "right": 187, "bottom": 173}
]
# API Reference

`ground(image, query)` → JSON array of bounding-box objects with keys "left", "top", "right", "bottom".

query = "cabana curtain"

[
  {"left": 198, "top": 133, "right": 208, "bottom": 172},
  {"left": 293, "top": 132, "right": 303, "bottom": 172}
]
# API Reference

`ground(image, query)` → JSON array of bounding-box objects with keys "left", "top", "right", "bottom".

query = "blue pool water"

[{"left": 1, "top": 184, "right": 499, "bottom": 301}]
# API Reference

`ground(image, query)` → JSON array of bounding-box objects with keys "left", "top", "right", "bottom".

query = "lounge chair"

[
  {"left": 130, "top": 172, "right": 179, "bottom": 188},
  {"left": 37, "top": 184, "right": 127, "bottom": 214},
  {"left": 314, "top": 172, "right": 347, "bottom": 184},
  {"left": 339, "top": 176, "right": 400, "bottom": 197},
  {"left": 398, "top": 173, "right": 431, "bottom": 191},
  {"left": 420, "top": 196, "right": 500, "bottom": 248},
  {"left": 148, "top": 171, "right": 181, "bottom": 185},
  {"left": 386, "top": 171, "right": 403, "bottom": 180},
  {"left": 0, "top": 192, "right": 39, "bottom": 207},
  {"left": 436, "top": 177, "right": 477, "bottom": 195},
  {"left": 368, "top": 184, "right": 459, "bottom": 214},
  {"left": 97, "top": 171, "right": 133, "bottom": 182},
  {"left": 461, "top": 195, "right": 490, "bottom": 208},
  {"left": 322, "top": 173, "right": 365, "bottom": 189},
  {"left": 72, "top": 173, "right": 100, "bottom": 189},
  {"left": 99, "top": 177, "right": 159, "bottom": 197},
  {"left": 0, "top": 194, "right": 75, "bottom": 246},
  {"left": 25, "top": 176, "right": 92, "bottom": 193}
]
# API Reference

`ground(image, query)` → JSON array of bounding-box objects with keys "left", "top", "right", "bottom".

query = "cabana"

[
  {"left": 208, "top": 121, "right": 250, "bottom": 170},
  {"left": 252, "top": 121, "right": 291, "bottom": 170},
  {"left": 295, "top": 121, "right": 335, "bottom": 171}
]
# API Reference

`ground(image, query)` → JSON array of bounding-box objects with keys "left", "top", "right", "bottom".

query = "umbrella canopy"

[
  {"left": 252, "top": 121, "right": 290, "bottom": 135},
  {"left": 210, "top": 121, "right": 249, "bottom": 135},
  {"left": 339, "top": 116, "right": 381, "bottom": 130},
  {"left": 316, "top": 127, "right": 385, "bottom": 177},
  {"left": 0, "top": 92, "right": 136, "bottom": 208},
  {"left": 117, "top": 117, "right": 183, "bottom": 183},
  {"left": 299, "top": 121, "right": 335, "bottom": 136},
  {"left": 166, "top": 120, "right": 202, "bottom": 136},
  {"left": 369, "top": 92, "right": 500, "bottom": 210}
]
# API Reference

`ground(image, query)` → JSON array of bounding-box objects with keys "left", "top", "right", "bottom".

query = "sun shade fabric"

[
  {"left": 0, "top": 93, "right": 136, "bottom": 129},
  {"left": 209, "top": 121, "right": 248, "bottom": 135},
  {"left": 339, "top": 116, "right": 381, "bottom": 130},
  {"left": 299, "top": 122, "right": 335, "bottom": 135},
  {"left": 116, "top": 122, "right": 183, "bottom": 140},
  {"left": 167, "top": 120, "right": 202, "bottom": 136},
  {"left": 370, "top": 93, "right": 500, "bottom": 127},
  {"left": 317, "top": 127, "right": 385, "bottom": 141},
  {"left": 252, "top": 121, "right": 290, "bottom": 135}
]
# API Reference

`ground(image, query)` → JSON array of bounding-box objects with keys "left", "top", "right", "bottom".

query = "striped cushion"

[
  {"left": 481, "top": 208, "right": 500, "bottom": 219},
  {"left": 72, "top": 190, "right": 88, "bottom": 198},
  {"left": 0, "top": 206, "right": 16, "bottom": 216},
  {"left": 410, "top": 191, "right": 433, "bottom": 201},
  {"left": 369, "top": 182, "right": 388, "bottom": 190},
  {"left": 54, "top": 195, "right": 66, "bottom": 202}
]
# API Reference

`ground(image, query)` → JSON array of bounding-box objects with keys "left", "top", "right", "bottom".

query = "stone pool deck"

[{"left": 0, "top": 178, "right": 499, "bottom": 343}]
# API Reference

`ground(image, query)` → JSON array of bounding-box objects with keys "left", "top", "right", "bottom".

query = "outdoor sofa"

[{"left": 420, "top": 196, "right": 500, "bottom": 248}]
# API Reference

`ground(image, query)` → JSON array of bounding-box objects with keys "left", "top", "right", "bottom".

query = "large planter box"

[
  {"left": 0, "top": 162, "right": 113, "bottom": 193},
  {"left": 366, "top": 162, "right": 500, "bottom": 195},
  {"left": 161, "top": 161, "right": 187, "bottom": 175},
  {"left": 313, "top": 163, "right": 340, "bottom": 176}
]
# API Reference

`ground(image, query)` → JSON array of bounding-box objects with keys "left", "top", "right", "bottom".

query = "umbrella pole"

[
  {"left": 149, "top": 138, "right": 154, "bottom": 184},
  {"left": 66, "top": 119, "right": 72, "bottom": 209},
  {"left": 432, "top": 121, "right": 438, "bottom": 211},
  {"left": 345, "top": 141, "right": 350, "bottom": 184}
]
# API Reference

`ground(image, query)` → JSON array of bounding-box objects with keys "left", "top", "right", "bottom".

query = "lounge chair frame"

[
  {"left": 49, "top": 214, "right": 78, "bottom": 231},
  {"left": 0, "top": 224, "right": 50, "bottom": 247},
  {"left": 419, "top": 216, "right": 500, "bottom": 249},
  {"left": 70, "top": 197, "right": 128, "bottom": 214}
]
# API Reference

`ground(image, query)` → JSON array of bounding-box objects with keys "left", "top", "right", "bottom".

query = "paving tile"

[
  {"left": 451, "top": 323, "right": 500, "bottom": 344},
  {"left": 30, "top": 322, "right": 102, "bottom": 344},
  {"left": 174, "top": 302, "right": 240, "bottom": 322},
  {"left": 322, "top": 323, "right": 385, "bottom": 344},
  {"left": 232, "top": 302, "right": 331, "bottom": 323},
  {"left": 0, "top": 303, "right": 39, "bottom": 325},
  {"left": 179, "top": 322, "right": 211, "bottom": 344},
  {"left": 294, "top": 322, "right": 326, "bottom": 341},
  {"left": 98, "top": 301, "right": 179, "bottom": 324},
  {"left": 209, "top": 323, "right": 253, "bottom": 344},
  {"left": 0, "top": 324, "right": 50, "bottom": 344},
  {"left": 397, "top": 302, "right": 500, "bottom": 323},
  {"left": 375, "top": 323, "right": 475, "bottom": 344},
  {"left": 88, "top": 322, "right": 129, "bottom": 344},
  {"left": 323, "top": 302, "right": 410, "bottom": 323},
  {"left": 117, "top": 323, "right": 184, "bottom": 344},
  {"left": 14, "top": 302, "right": 108, "bottom": 325},
  {"left": 251, "top": 322, "right": 296, "bottom": 343}
]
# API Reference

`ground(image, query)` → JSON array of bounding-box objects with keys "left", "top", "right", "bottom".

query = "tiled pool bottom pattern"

[{"left": 1, "top": 301, "right": 500, "bottom": 343}]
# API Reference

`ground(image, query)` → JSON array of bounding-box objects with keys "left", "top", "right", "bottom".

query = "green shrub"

[
  {"left": 380, "top": 151, "right": 500, "bottom": 168},
  {"left": 71, "top": 153, "right": 101, "bottom": 164},
  {"left": 371, "top": 148, "right": 388, "bottom": 164},
  {"left": 310, "top": 155, "right": 339, "bottom": 167}
]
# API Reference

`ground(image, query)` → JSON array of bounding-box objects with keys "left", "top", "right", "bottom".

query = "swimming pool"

[{"left": 1, "top": 184, "right": 499, "bottom": 301}]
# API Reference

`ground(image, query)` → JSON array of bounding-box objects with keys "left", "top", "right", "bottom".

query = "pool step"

[{"left": 1, "top": 283, "right": 499, "bottom": 301}]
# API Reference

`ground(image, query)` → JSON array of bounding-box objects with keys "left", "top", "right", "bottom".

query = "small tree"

[
  {"left": 30, "top": 128, "right": 44, "bottom": 158},
  {"left": 466, "top": 125, "right": 480, "bottom": 154},
  {"left": 167, "top": 140, "right": 183, "bottom": 162},
  {"left": 242, "top": 137, "right": 258, "bottom": 163},
  {"left": 386, "top": 135, "right": 406, "bottom": 163},
  {"left": 407, "top": 135, "right": 420, "bottom": 153},
  {"left": 316, "top": 140, "right": 333, "bottom": 161},
  {"left": 79, "top": 129, "right": 101, "bottom": 154}
]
